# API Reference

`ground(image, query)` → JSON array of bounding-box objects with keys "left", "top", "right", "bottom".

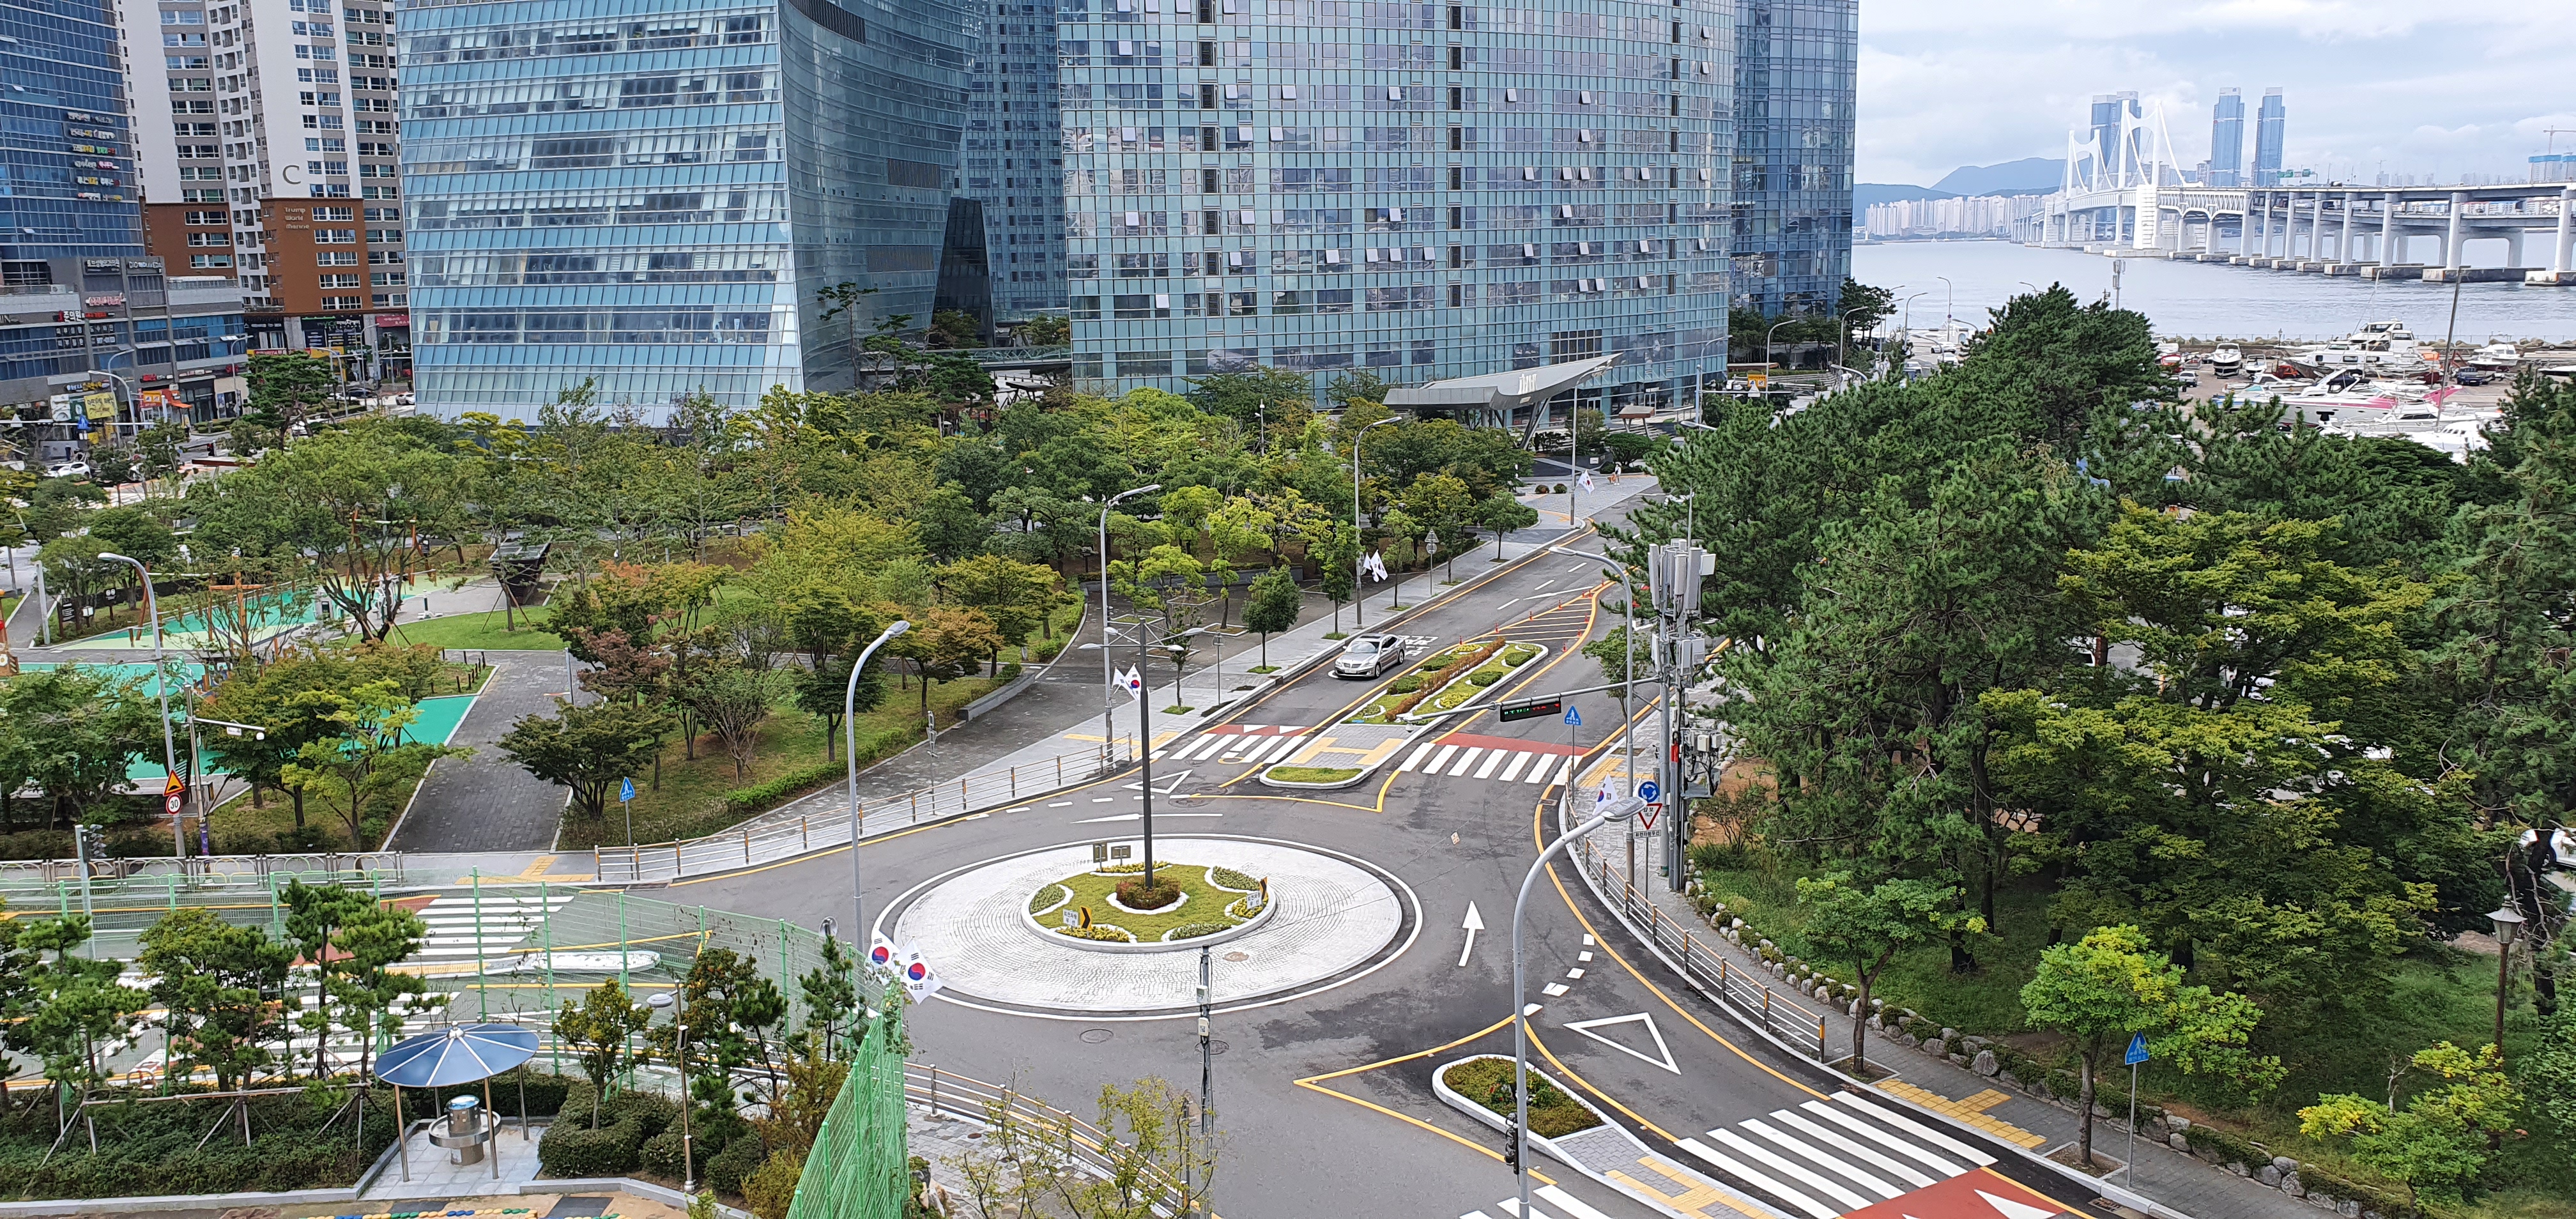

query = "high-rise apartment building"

[
  {"left": 2253, "top": 87, "right": 2285, "bottom": 187},
  {"left": 964, "top": 3, "right": 1068, "bottom": 328},
  {"left": 1049, "top": 0, "right": 1738, "bottom": 418},
  {"left": 399, "top": 0, "right": 979, "bottom": 418},
  {"left": 1731, "top": 0, "right": 1854, "bottom": 318},
  {"left": 123, "top": 0, "right": 407, "bottom": 372},
  {"left": 2205, "top": 88, "right": 2242, "bottom": 188}
]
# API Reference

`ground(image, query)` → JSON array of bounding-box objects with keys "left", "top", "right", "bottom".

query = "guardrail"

[
  {"left": 905, "top": 1062, "right": 1195, "bottom": 1213},
  {"left": 0, "top": 851, "right": 403, "bottom": 887},
  {"left": 590, "top": 739, "right": 1137, "bottom": 884},
  {"left": 1572, "top": 833, "right": 1828, "bottom": 1062}
]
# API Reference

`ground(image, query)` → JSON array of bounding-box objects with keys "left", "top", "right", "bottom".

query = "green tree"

[
  {"left": 280, "top": 879, "right": 378, "bottom": 1077},
  {"left": 1020, "top": 314, "right": 1070, "bottom": 346},
  {"left": 1315, "top": 523, "right": 1358, "bottom": 634},
  {"left": 942, "top": 553, "right": 1064, "bottom": 665},
  {"left": 2019, "top": 925, "right": 2280, "bottom": 1168},
  {"left": 1480, "top": 494, "right": 1539, "bottom": 560},
  {"left": 8, "top": 917, "right": 146, "bottom": 1107},
  {"left": 0, "top": 665, "right": 162, "bottom": 828},
  {"left": 134, "top": 417, "right": 190, "bottom": 493},
  {"left": 139, "top": 907, "right": 295, "bottom": 1092},
  {"left": 279, "top": 677, "right": 456, "bottom": 848},
  {"left": 239, "top": 350, "right": 338, "bottom": 449},
  {"left": 496, "top": 702, "right": 674, "bottom": 822},
  {"left": 884, "top": 606, "right": 1004, "bottom": 719},
  {"left": 654, "top": 947, "right": 791, "bottom": 1132},
  {"left": 1837, "top": 277, "right": 1897, "bottom": 338},
  {"left": 553, "top": 977, "right": 654, "bottom": 1126},
  {"left": 1794, "top": 872, "right": 1982, "bottom": 1068},
  {"left": 328, "top": 900, "right": 427, "bottom": 1077},
  {"left": 1243, "top": 566, "right": 1301, "bottom": 670},
  {"left": 680, "top": 658, "right": 780, "bottom": 783},
  {"left": 2301, "top": 1042, "right": 2521, "bottom": 1205},
  {"left": 1402, "top": 473, "right": 1476, "bottom": 581},
  {"left": 1186, "top": 367, "right": 1310, "bottom": 425}
]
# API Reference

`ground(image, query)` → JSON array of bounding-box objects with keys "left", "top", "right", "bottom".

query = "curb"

[
  {"left": 1430, "top": 1054, "right": 1613, "bottom": 1172},
  {"left": 1015, "top": 869, "right": 1277, "bottom": 954}
]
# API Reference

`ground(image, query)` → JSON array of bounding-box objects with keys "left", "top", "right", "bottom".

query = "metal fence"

[
  {"left": 1571, "top": 834, "right": 1830, "bottom": 1062},
  {"left": 902, "top": 1063, "right": 1192, "bottom": 1214},
  {"left": 0, "top": 866, "right": 405, "bottom": 960},
  {"left": 589, "top": 739, "right": 1133, "bottom": 884},
  {"left": 783, "top": 1020, "right": 910, "bottom": 1219},
  {"left": 0, "top": 852, "right": 406, "bottom": 887}
]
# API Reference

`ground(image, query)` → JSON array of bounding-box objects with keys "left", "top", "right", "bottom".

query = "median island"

[{"left": 1026, "top": 862, "right": 1272, "bottom": 944}]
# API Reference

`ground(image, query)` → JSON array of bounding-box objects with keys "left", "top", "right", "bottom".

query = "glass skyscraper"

[
  {"left": 2205, "top": 88, "right": 2243, "bottom": 188},
  {"left": 0, "top": 0, "right": 144, "bottom": 259},
  {"left": 2253, "top": 88, "right": 2285, "bottom": 187},
  {"left": 401, "top": 0, "right": 978, "bottom": 418},
  {"left": 1729, "top": 0, "right": 1852, "bottom": 319},
  {"left": 966, "top": 3, "right": 1070, "bottom": 325},
  {"left": 1051, "top": 0, "right": 1738, "bottom": 416}
]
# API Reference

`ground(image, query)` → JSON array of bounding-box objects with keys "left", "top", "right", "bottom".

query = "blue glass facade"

[
  {"left": 1054, "top": 0, "right": 1736, "bottom": 414},
  {"left": 1729, "top": 0, "right": 1850, "bottom": 319},
  {"left": 966, "top": 1, "right": 1068, "bottom": 323},
  {"left": 0, "top": 0, "right": 144, "bottom": 259},
  {"left": 401, "top": 0, "right": 977, "bottom": 418},
  {"left": 2253, "top": 87, "right": 2284, "bottom": 187},
  {"left": 2205, "top": 88, "right": 2242, "bottom": 188}
]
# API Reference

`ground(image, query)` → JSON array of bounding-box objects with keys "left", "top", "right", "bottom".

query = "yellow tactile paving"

[
  {"left": 1610, "top": 1155, "right": 1772, "bottom": 1219},
  {"left": 1876, "top": 1079, "right": 2048, "bottom": 1149}
]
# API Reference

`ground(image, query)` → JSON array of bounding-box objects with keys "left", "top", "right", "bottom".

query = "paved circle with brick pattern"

[{"left": 881, "top": 834, "right": 1413, "bottom": 1018}]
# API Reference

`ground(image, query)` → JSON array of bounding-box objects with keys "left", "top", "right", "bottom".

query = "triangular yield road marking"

[
  {"left": 1562, "top": 1011, "right": 1679, "bottom": 1074},
  {"left": 1977, "top": 1190, "right": 2061, "bottom": 1219}
]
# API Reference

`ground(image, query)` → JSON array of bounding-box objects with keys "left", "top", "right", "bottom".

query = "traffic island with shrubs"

[{"left": 1025, "top": 862, "right": 1270, "bottom": 946}]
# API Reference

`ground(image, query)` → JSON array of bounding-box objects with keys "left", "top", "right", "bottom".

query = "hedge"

[
  {"left": 0, "top": 1087, "right": 398, "bottom": 1200},
  {"left": 720, "top": 723, "right": 911, "bottom": 816},
  {"left": 540, "top": 1117, "right": 647, "bottom": 1177},
  {"left": 705, "top": 1133, "right": 767, "bottom": 1197}
]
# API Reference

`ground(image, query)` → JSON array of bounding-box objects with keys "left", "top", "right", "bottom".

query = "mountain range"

[{"left": 1855, "top": 158, "right": 2066, "bottom": 209}]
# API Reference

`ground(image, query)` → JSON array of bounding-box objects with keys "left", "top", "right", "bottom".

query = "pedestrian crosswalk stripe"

[
  {"left": 1423, "top": 744, "right": 1459, "bottom": 773},
  {"left": 1707, "top": 1128, "right": 1874, "bottom": 1211},
  {"left": 1400, "top": 743, "right": 1438, "bottom": 772},
  {"left": 1473, "top": 749, "right": 1507, "bottom": 779},
  {"left": 1740, "top": 1117, "right": 1901, "bottom": 1198},
  {"left": 1496, "top": 1200, "right": 1556, "bottom": 1219},
  {"left": 1798, "top": 1100, "right": 1963, "bottom": 1176},
  {"left": 1765, "top": 1109, "right": 1935, "bottom": 1188},
  {"left": 1447, "top": 746, "right": 1485, "bottom": 776},
  {"left": 1498, "top": 751, "right": 1534, "bottom": 782},
  {"left": 1535, "top": 1185, "right": 1618, "bottom": 1219},
  {"left": 1830, "top": 1091, "right": 1994, "bottom": 1166},
  {"left": 1464, "top": 1211, "right": 1500, "bottom": 1219},
  {"left": 1234, "top": 735, "right": 1289, "bottom": 765},
  {"left": 1678, "top": 1137, "right": 1837, "bottom": 1219},
  {"left": 1549, "top": 760, "right": 1574, "bottom": 785},
  {"left": 1183, "top": 735, "right": 1228, "bottom": 760}
]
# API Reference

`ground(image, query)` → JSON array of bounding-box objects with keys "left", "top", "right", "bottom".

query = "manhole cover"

[
  {"left": 1078, "top": 1028, "right": 1114, "bottom": 1044},
  {"left": 1222, "top": 951, "right": 1250, "bottom": 962},
  {"left": 1209, "top": 1039, "right": 1230, "bottom": 1055}
]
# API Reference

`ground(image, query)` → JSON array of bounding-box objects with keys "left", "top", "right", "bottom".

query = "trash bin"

[{"left": 433, "top": 1093, "right": 494, "bottom": 1165}]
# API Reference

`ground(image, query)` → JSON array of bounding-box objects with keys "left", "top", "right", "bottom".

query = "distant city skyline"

[{"left": 1857, "top": 0, "right": 2576, "bottom": 188}]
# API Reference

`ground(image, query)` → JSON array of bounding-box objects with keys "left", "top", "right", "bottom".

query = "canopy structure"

[
  {"left": 1381, "top": 354, "right": 1620, "bottom": 439},
  {"left": 374, "top": 1022, "right": 539, "bottom": 1088}
]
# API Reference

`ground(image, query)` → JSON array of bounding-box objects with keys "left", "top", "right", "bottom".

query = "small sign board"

[
  {"left": 1636, "top": 779, "right": 1660, "bottom": 803},
  {"left": 620, "top": 777, "right": 636, "bottom": 804},
  {"left": 164, "top": 793, "right": 183, "bottom": 814},
  {"left": 2124, "top": 1032, "right": 2151, "bottom": 1066},
  {"left": 1110, "top": 844, "right": 1133, "bottom": 861},
  {"left": 1563, "top": 705, "right": 1583, "bottom": 727},
  {"left": 1498, "top": 697, "right": 1562, "bottom": 723},
  {"left": 1091, "top": 841, "right": 1110, "bottom": 863}
]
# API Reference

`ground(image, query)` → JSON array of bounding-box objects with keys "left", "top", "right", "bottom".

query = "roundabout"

[{"left": 881, "top": 834, "right": 1417, "bottom": 1020}]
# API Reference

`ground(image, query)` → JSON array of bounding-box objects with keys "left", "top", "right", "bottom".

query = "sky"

[{"left": 1856, "top": 0, "right": 2576, "bottom": 188}]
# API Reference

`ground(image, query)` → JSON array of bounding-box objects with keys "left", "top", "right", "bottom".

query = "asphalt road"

[
  {"left": 385, "top": 649, "right": 576, "bottom": 853},
  {"left": 673, "top": 503, "right": 2113, "bottom": 1219}
]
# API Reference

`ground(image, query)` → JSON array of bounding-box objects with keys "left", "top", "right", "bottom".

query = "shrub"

[
  {"left": 1688, "top": 841, "right": 1749, "bottom": 871},
  {"left": 1115, "top": 878, "right": 1180, "bottom": 910},
  {"left": 705, "top": 1134, "right": 767, "bottom": 1197},
  {"left": 1442, "top": 1056, "right": 1600, "bottom": 1138},
  {"left": 1468, "top": 670, "right": 1503, "bottom": 686},
  {"left": 1388, "top": 675, "right": 1424, "bottom": 694},
  {"left": 1166, "top": 922, "right": 1229, "bottom": 940},
  {"left": 1266, "top": 765, "right": 1360, "bottom": 783},
  {"left": 597, "top": 1087, "right": 679, "bottom": 1138},
  {"left": 1027, "top": 884, "right": 1068, "bottom": 915},
  {"left": 540, "top": 1115, "right": 646, "bottom": 1177},
  {"left": 641, "top": 1128, "right": 689, "bottom": 1179},
  {"left": 744, "top": 1147, "right": 805, "bottom": 1219},
  {"left": 1208, "top": 866, "right": 1259, "bottom": 891},
  {"left": 1057, "top": 924, "right": 1133, "bottom": 942}
]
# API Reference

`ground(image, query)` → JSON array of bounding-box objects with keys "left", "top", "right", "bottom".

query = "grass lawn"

[
  {"left": 1029, "top": 862, "right": 1258, "bottom": 942},
  {"left": 1441, "top": 1056, "right": 1600, "bottom": 1137},
  {"left": 385, "top": 610, "right": 565, "bottom": 652},
  {"left": 555, "top": 672, "right": 1000, "bottom": 850},
  {"left": 1266, "top": 765, "right": 1360, "bottom": 785},
  {"left": 1691, "top": 850, "right": 2575, "bottom": 1212}
]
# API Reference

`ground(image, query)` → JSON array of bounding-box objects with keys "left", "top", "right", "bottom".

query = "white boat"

[
  {"left": 2209, "top": 346, "right": 2243, "bottom": 377},
  {"left": 2291, "top": 321, "right": 2422, "bottom": 374},
  {"left": 2466, "top": 338, "right": 2522, "bottom": 371}
]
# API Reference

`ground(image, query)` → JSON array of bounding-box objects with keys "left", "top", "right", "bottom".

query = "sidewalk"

[{"left": 1569, "top": 702, "right": 2323, "bottom": 1219}]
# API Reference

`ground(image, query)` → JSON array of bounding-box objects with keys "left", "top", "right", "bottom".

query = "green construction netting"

[{"left": 785, "top": 1021, "right": 910, "bottom": 1219}]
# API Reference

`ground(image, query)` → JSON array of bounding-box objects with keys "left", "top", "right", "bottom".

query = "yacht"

[
  {"left": 2208, "top": 346, "right": 2243, "bottom": 378},
  {"left": 2291, "top": 321, "right": 2421, "bottom": 374},
  {"left": 2466, "top": 338, "right": 2523, "bottom": 371}
]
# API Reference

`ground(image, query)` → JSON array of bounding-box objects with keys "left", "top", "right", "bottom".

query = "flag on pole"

[
  {"left": 1577, "top": 471, "right": 1597, "bottom": 493},
  {"left": 1362, "top": 551, "right": 1389, "bottom": 581},
  {"left": 1114, "top": 666, "right": 1145, "bottom": 700},
  {"left": 897, "top": 944, "right": 943, "bottom": 1000},
  {"left": 868, "top": 931, "right": 900, "bottom": 972}
]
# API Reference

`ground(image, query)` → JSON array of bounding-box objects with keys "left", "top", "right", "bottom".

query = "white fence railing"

[{"left": 1572, "top": 833, "right": 1829, "bottom": 1062}]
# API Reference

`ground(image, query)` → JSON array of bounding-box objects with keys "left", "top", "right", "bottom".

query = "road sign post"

[
  {"left": 2124, "top": 1032, "right": 2150, "bottom": 1184},
  {"left": 620, "top": 776, "right": 636, "bottom": 848}
]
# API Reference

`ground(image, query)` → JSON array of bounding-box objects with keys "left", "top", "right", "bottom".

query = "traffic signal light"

[
  {"left": 76, "top": 824, "right": 106, "bottom": 860},
  {"left": 1501, "top": 1118, "right": 1520, "bottom": 1172}
]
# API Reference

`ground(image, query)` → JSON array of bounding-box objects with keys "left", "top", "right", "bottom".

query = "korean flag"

[{"left": 1115, "top": 666, "right": 1146, "bottom": 700}]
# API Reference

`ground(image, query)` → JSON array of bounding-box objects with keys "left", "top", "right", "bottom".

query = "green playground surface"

[
  {"left": 53, "top": 575, "right": 454, "bottom": 651},
  {"left": 13, "top": 661, "right": 475, "bottom": 781}
]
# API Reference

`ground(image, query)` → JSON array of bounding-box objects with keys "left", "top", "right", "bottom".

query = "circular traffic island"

[
  {"left": 1025, "top": 862, "right": 1275, "bottom": 947},
  {"left": 885, "top": 836, "right": 1416, "bottom": 1017}
]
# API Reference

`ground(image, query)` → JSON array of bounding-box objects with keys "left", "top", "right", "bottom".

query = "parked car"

[
  {"left": 2452, "top": 368, "right": 2494, "bottom": 386},
  {"left": 1333, "top": 634, "right": 1409, "bottom": 678},
  {"left": 42, "top": 461, "right": 89, "bottom": 479}
]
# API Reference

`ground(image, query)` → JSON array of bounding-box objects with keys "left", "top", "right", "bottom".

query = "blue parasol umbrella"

[{"left": 373, "top": 1022, "right": 542, "bottom": 1183}]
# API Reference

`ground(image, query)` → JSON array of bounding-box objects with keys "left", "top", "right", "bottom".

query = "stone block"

[
  {"left": 2282, "top": 1171, "right": 2305, "bottom": 1198},
  {"left": 1940, "top": 1027, "right": 1958, "bottom": 1041},
  {"left": 2164, "top": 1115, "right": 2190, "bottom": 1133},
  {"left": 2259, "top": 1166, "right": 2283, "bottom": 1188},
  {"left": 2168, "top": 1133, "right": 2191, "bottom": 1153},
  {"left": 2337, "top": 1204, "right": 2361, "bottom": 1219},
  {"left": 1948, "top": 1052, "right": 1972, "bottom": 1069},
  {"left": 1963, "top": 1036, "right": 1989, "bottom": 1052},
  {"left": 2226, "top": 1163, "right": 2249, "bottom": 1177},
  {"left": 2272, "top": 1156, "right": 2297, "bottom": 1173},
  {"left": 1972, "top": 1050, "right": 1998, "bottom": 1077}
]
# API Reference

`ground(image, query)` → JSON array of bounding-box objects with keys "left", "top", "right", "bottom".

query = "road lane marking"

[
  {"left": 1400, "top": 742, "right": 1438, "bottom": 772},
  {"left": 1474, "top": 749, "right": 1508, "bottom": 779},
  {"left": 1498, "top": 751, "right": 1534, "bottom": 781},
  {"left": 1448, "top": 747, "right": 1486, "bottom": 776},
  {"left": 1677, "top": 1139, "right": 1836, "bottom": 1219},
  {"left": 1740, "top": 1116, "right": 1901, "bottom": 1198}
]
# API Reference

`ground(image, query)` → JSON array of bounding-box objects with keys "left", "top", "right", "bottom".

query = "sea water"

[{"left": 1853, "top": 240, "right": 2576, "bottom": 344}]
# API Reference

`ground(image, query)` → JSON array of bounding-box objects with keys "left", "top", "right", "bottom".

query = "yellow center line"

[{"left": 1291, "top": 1013, "right": 1560, "bottom": 1185}]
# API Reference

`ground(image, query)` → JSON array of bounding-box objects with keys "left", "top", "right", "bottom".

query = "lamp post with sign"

[
  {"left": 190, "top": 714, "right": 268, "bottom": 860},
  {"left": 2123, "top": 1032, "right": 2150, "bottom": 1185},
  {"left": 96, "top": 552, "right": 183, "bottom": 860}
]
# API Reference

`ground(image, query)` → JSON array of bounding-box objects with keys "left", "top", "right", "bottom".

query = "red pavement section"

[
  {"left": 1432, "top": 731, "right": 1584, "bottom": 755},
  {"left": 1844, "top": 1170, "right": 2087, "bottom": 1219}
]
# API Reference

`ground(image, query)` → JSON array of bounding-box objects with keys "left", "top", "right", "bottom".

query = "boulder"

[
  {"left": 2272, "top": 1156, "right": 2297, "bottom": 1174},
  {"left": 1940, "top": 1027, "right": 1958, "bottom": 1041},
  {"left": 2281, "top": 1171, "right": 2305, "bottom": 1198},
  {"left": 1947, "top": 1053, "right": 1972, "bottom": 1069},
  {"left": 2337, "top": 1205, "right": 2359, "bottom": 1219},
  {"left": 2164, "top": 1115, "right": 2191, "bottom": 1133},
  {"left": 2259, "top": 1166, "right": 2283, "bottom": 1188},
  {"left": 2168, "top": 1133, "right": 2190, "bottom": 1153},
  {"left": 1971, "top": 1050, "right": 1998, "bottom": 1077},
  {"left": 2225, "top": 1163, "right": 2249, "bottom": 1178},
  {"left": 1962, "top": 1036, "right": 1989, "bottom": 1052}
]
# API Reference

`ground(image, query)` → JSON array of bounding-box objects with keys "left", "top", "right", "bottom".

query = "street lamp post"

[
  {"left": 843, "top": 620, "right": 912, "bottom": 941},
  {"left": 1935, "top": 275, "right": 1954, "bottom": 334},
  {"left": 1837, "top": 306, "right": 1874, "bottom": 372},
  {"left": 644, "top": 992, "right": 694, "bottom": 1193},
  {"left": 96, "top": 551, "right": 183, "bottom": 860},
  {"left": 1509, "top": 797, "right": 1644, "bottom": 1216},
  {"left": 2488, "top": 904, "right": 2525, "bottom": 1058},
  {"left": 1085, "top": 621, "right": 1204, "bottom": 894},
  {"left": 1762, "top": 318, "right": 1794, "bottom": 377},
  {"left": 1097, "top": 485, "right": 1162, "bottom": 762},
  {"left": 1353, "top": 418, "right": 1397, "bottom": 627}
]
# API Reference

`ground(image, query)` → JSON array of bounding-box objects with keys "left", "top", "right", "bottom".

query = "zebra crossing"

[
  {"left": 1675, "top": 1090, "right": 1997, "bottom": 1219},
  {"left": 1459, "top": 1183, "right": 1630, "bottom": 1219},
  {"left": 1154, "top": 724, "right": 1315, "bottom": 766},
  {"left": 412, "top": 890, "right": 580, "bottom": 966},
  {"left": 1395, "top": 733, "right": 1584, "bottom": 788}
]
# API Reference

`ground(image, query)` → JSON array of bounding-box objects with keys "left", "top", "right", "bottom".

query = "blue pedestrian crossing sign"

[
  {"left": 2124, "top": 1032, "right": 2150, "bottom": 1065},
  {"left": 620, "top": 777, "right": 636, "bottom": 804},
  {"left": 1563, "top": 705, "right": 1583, "bottom": 726},
  {"left": 1636, "top": 779, "right": 1660, "bottom": 802}
]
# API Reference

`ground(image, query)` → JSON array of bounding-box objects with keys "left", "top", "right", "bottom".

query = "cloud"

[{"left": 1858, "top": 1, "right": 2576, "bottom": 187}]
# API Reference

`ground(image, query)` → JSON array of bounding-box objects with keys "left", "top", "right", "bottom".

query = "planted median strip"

[{"left": 1029, "top": 863, "right": 1269, "bottom": 944}]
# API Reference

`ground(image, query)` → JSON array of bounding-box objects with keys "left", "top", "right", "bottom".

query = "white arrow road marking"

[
  {"left": 1457, "top": 900, "right": 1485, "bottom": 967},
  {"left": 1562, "top": 1011, "right": 1680, "bottom": 1074},
  {"left": 1978, "top": 1192, "right": 2061, "bottom": 1219}
]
